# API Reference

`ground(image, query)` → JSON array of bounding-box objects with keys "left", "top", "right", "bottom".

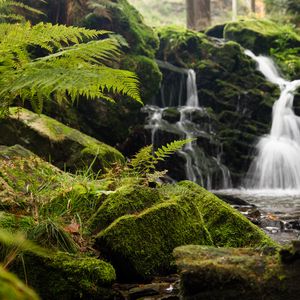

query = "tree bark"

[{"left": 186, "top": 0, "right": 211, "bottom": 31}]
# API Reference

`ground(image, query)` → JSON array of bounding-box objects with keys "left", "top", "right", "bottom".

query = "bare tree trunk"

[
  {"left": 186, "top": 0, "right": 211, "bottom": 31},
  {"left": 251, "top": 0, "right": 256, "bottom": 12}
]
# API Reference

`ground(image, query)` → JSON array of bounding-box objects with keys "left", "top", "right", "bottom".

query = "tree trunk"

[
  {"left": 251, "top": 0, "right": 256, "bottom": 12},
  {"left": 186, "top": 0, "right": 211, "bottom": 31}
]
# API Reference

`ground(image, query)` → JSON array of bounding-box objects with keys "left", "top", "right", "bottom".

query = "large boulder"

[
  {"left": 0, "top": 107, "right": 124, "bottom": 172},
  {"left": 93, "top": 181, "right": 275, "bottom": 280},
  {"left": 12, "top": 252, "right": 116, "bottom": 300},
  {"left": 174, "top": 243, "right": 300, "bottom": 300}
]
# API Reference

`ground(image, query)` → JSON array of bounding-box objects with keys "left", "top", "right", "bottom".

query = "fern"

[
  {"left": 0, "top": 0, "right": 44, "bottom": 23},
  {"left": 129, "top": 138, "right": 195, "bottom": 176},
  {"left": 0, "top": 20, "right": 142, "bottom": 114}
]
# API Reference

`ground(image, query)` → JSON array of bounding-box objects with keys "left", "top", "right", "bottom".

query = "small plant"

[
  {"left": 29, "top": 218, "right": 78, "bottom": 254},
  {"left": 105, "top": 139, "right": 195, "bottom": 186}
]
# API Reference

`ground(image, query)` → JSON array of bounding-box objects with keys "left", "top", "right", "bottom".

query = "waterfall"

[
  {"left": 245, "top": 50, "right": 300, "bottom": 189},
  {"left": 142, "top": 67, "right": 232, "bottom": 189}
]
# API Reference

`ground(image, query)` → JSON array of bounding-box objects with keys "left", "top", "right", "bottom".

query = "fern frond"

[
  {"left": 154, "top": 138, "right": 195, "bottom": 162},
  {"left": 129, "top": 145, "right": 154, "bottom": 173},
  {"left": 0, "top": 62, "right": 141, "bottom": 104},
  {"left": 36, "top": 38, "right": 120, "bottom": 65}
]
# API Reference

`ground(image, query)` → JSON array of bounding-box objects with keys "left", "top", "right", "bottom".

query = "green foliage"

[
  {"left": 29, "top": 219, "right": 78, "bottom": 254},
  {"left": 0, "top": 1, "right": 141, "bottom": 115},
  {"left": 0, "top": 0, "right": 44, "bottom": 23},
  {"left": 129, "top": 139, "right": 195, "bottom": 174}
]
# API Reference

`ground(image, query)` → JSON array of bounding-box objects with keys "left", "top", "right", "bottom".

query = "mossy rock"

[
  {"left": 94, "top": 181, "right": 274, "bottom": 280},
  {"left": 224, "top": 18, "right": 300, "bottom": 54},
  {"left": 174, "top": 244, "right": 300, "bottom": 300},
  {"left": 83, "top": 0, "right": 159, "bottom": 58},
  {"left": 12, "top": 252, "right": 116, "bottom": 300},
  {"left": 0, "top": 265, "right": 39, "bottom": 300},
  {"left": 88, "top": 184, "right": 162, "bottom": 233},
  {"left": 0, "top": 107, "right": 124, "bottom": 172},
  {"left": 178, "top": 181, "right": 276, "bottom": 247}
]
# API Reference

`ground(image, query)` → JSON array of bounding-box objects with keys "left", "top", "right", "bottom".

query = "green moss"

[
  {"left": 177, "top": 181, "right": 277, "bottom": 248},
  {"left": 174, "top": 245, "right": 285, "bottom": 299},
  {"left": 0, "top": 265, "right": 39, "bottom": 300},
  {"left": 13, "top": 252, "right": 116, "bottom": 300},
  {"left": 84, "top": 0, "right": 159, "bottom": 58},
  {"left": 121, "top": 55, "right": 162, "bottom": 103},
  {"left": 0, "top": 107, "right": 124, "bottom": 172},
  {"left": 96, "top": 199, "right": 212, "bottom": 279},
  {"left": 88, "top": 184, "right": 162, "bottom": 233},
  {"left": 224, "top": 18, "right": 300, "bottom": 54},
  {"left": 0, "top": 212, "right": 35, "bottom": 234}
]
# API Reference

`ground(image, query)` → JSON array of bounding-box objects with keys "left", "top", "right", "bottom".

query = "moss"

[
  {"left": 173, "top": 245, "right": 288, "bottom": 299},
  {"left": 88, "top": 184, "right": 162, "bottom": 233},
  {"left": 0, "top": 265, "right": 39, "bottom": 300},
  {"left": 12, "top": 252, "right": 116, "bottom": 300},
  {"left": 83, "top": 0, "right": 159, "bottom": 58},
  {"left": 96, "top": 199, "right": 212, "bottom": 280},
  {"left": 177, "top": 181, "right": 277, "bottom": 248},
  {"left": 121, "top": 55, "right": 162, "bottom": 103},
  {"left": 0, "top": 107, "right": 124, "bottom": 173},
  {"left": 0, "top": 212, "right": 35, "bottom": 234},
  {"left": 224, "top": 18, "right": 300, "bottom": 54},
  {"left": 0, "top": 145, "right": 112, "bottom": 225}
]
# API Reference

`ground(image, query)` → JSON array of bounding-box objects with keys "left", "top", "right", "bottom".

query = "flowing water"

[
  {"left": 245, "top": 50, "right": 300, "bottom": 190},
  {"left": 215, "top": 51, "right": 300, "bottom": 243},
  {"left": 142, "top": 68, "right": 232, "bottom": 189}
]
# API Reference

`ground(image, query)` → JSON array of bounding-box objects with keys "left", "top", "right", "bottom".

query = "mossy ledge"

[{"left": 0, "top": 107, "right": 124, "bottom": 172}]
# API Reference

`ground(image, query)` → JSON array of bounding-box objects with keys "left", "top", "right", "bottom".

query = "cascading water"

[
  {"left": 245, "top": 50, "right": 300, "bottom": 190},
  {"left": 142, "top": 67, "right": 232, "bottom": 189}
]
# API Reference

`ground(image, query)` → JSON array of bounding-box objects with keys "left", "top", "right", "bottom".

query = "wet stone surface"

[
  {"left": 214, "top": 189, "right": 300, "bottom": 244},
  {"left": 112, "top": 275, "right": 180, "bottom": 300}
]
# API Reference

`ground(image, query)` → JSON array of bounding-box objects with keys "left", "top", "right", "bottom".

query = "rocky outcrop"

[
  {"left": 148, "top": 26, "right": 279, "bottom": 185},
  {"left": 0, "top": 107, "right": 124, "bottom": 172}
]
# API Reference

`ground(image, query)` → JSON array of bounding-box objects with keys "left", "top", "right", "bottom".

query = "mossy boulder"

[
  {"left": 174, "top": 244, "right": 300, "bottom": 300},
  {"left": 93, "top": 181, "right": 274, "bottom": 280},
  {"left": 223, "top": 19, "right": 300, "bottom": 54},
  {"left": 11, "top": 252, "right": 116, "bottom": 300},
  {"left": 0, "top": 265, "right": 39, "bottom": 300},
  {"left": 88, "top": 184, "right": 162, "bottom": 233},
  {"left": 83, "top": 0, "right": 159, "bottom": 58},
  {"left": 0, "top": 107, "right": 124, "bottom": 173}
]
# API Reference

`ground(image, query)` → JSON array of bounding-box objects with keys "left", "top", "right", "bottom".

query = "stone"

[{"left": 0, "top": 107, "right": 124, "bottom": 172}]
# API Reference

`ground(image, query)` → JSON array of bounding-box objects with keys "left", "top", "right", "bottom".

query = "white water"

[
  {"left": 245, "top": 50, "right": 300, "bottom": 189},
  {"left": 143, "top": 69, "right": 232, "bottom": 189}
]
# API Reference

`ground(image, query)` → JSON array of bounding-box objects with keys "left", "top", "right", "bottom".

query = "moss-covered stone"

[
  {"left": 94, "top": 181, "right": 274, "bottom": 280},
  {"left": 88, "top": 184, "right": 162, "bottom": 233},
  {"left": 83, "top": 0, "right": 159, "bottom": 58},
  {"left": 178, "top": 181, "right": 276, "bottom": 247},
  {"left": 0, "top": 107, "right": 124, "bottom": 173},
  {"left": 12, "top": 252, "right": 116, "bottom": 300},
  {"left": 224, "top": 18, "right": 300, "bottom": 54},
  {"left": 0, "top": 265, "right": 39, "bottom": 300},
  {"left": 174, "top": 244, "right": 300, "bottom": 300}
]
